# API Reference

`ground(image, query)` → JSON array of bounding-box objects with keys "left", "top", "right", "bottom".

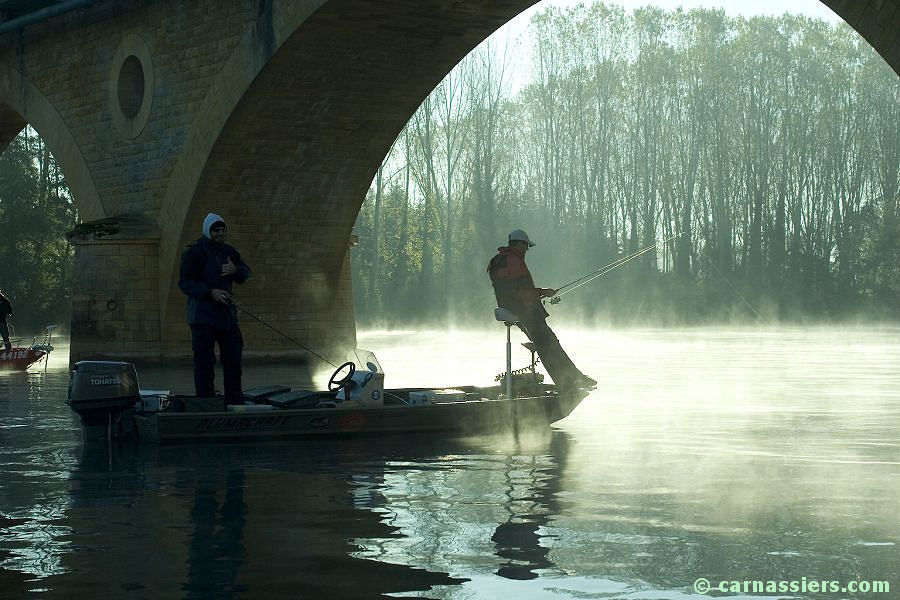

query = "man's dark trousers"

[
  {"left": 1, "top": 318, "right": 10, "bottom": 351},
  {"left": 518, "top": 316, "right": 583, "bottom": 388},
  {"left": 191, "top": 324, "right": 243, "bottom": 403}
]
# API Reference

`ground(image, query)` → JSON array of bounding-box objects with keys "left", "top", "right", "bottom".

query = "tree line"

[
  {"left": 0, "top": 127, "right": 76, "bottom": 334},
  {"left": 351, "top": 4, "right": 900, "bottom": 327}
]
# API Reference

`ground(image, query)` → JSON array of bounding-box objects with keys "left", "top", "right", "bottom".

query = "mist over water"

[{"left": 0, "top": 326, "right": 897, "bottom": 598}]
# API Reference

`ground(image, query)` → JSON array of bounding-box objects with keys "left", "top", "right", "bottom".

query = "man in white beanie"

[
  {"left": 487, "top": 229, "right": 596, "bottom": 391},
  {"left": 178, "top": 213, "right": 251, "bottom": 404}
]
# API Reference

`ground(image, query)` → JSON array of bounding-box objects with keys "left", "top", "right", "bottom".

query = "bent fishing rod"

[{"left": 548, "top": 232, "right": 684, "bottom": 304}]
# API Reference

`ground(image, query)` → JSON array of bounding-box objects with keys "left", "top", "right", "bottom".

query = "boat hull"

[
  {"left": 0, "top": 347, "right": 48, "bottom": 371},
  {"left": 133, "top": 387, "right": 588, "bottom": 443}
]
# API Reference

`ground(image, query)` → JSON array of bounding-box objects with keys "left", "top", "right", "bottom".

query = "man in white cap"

[
  {"left": 487, "top": 229, "right": 596, "bottom": 390},
  {"left": 178, "top": 213, "right": 251, "bottom": 404}
]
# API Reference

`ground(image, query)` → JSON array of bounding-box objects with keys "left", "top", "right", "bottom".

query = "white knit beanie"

[{"left": 202, "top": 213, "right": 226, "bottom": 239}]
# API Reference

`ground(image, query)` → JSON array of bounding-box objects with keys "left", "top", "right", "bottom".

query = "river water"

[{"left": 0, "top": 326, "right": 898, "bottom": 599}]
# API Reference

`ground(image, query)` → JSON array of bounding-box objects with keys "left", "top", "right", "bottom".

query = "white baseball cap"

[{"left": 508, "top": 229, "right": 535, "bottom": 247}]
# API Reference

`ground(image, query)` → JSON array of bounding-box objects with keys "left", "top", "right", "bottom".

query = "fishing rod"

[
  {"left": 549, "top": 232, "right": 684, "bottom": 304},
  {"left": 225, "top": 295, "right": 339, "bottom": 368}
]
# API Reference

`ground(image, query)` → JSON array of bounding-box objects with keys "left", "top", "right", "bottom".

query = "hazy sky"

[
  {"left": 511, "top": 0, "right": 842, "bottom": 25},
  {"left": 500, "top": 0, "right": 842, "bottom": 46},
  {"left": 489, "top": 0, "right": 843, "bottom": 92}
]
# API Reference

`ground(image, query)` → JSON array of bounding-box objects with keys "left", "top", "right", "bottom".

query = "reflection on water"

[{"left": 0, "top": 327, "right": 898, "bottom": 598}]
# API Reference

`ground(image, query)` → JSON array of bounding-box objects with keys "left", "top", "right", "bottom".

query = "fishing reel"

[
  {"left": 222, "top": 292, "right": 240, "bottom": 320},
  {"left": 541, "top": 291, "right": 562, "bottom": 306}
]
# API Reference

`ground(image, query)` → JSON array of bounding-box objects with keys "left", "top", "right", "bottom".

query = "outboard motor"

[{"left": 67, "top": 361, "right": 140, "bottom": 438}]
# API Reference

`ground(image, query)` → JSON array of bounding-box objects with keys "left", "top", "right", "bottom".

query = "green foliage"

[
  {"left": 353, "top": 4, "right": 900, "bottom": 326},
  {"left": 0, "top": 127, "right": 77, "bottom": 334}
]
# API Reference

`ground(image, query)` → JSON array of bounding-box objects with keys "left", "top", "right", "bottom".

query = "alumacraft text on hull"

[{"left": 65, "top": 350, "right": 592, "bottom": 443}]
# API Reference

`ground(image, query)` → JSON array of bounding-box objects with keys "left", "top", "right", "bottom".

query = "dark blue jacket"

[{"left": 178, "top": 237, "right": 250, "bottom": 329}]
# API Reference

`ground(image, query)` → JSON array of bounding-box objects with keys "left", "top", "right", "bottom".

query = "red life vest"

[{"left": 487, "top": 246, "right": 546, "bottom": 319}]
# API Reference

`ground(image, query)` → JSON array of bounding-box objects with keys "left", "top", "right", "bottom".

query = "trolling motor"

[{"left": 494, "top": 343, "right": 542, "bottom": 381}]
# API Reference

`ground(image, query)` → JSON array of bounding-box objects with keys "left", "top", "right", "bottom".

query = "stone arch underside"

[
  {"left": 820, "top": 0, "right": 899, "bottom": 76},
  {"left": 160, "top": 0, "right": 541, "bottom": 360},
  {"left": 0, "top": 64, "right": 105, "bottom": 221},
  {"left": 0, "top": 101, "right": 27, "bottom": 151}
]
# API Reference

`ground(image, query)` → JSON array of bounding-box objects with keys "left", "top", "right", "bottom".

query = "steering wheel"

[{"left": 328, "top": 361, "right": 356, "bottom": 392}]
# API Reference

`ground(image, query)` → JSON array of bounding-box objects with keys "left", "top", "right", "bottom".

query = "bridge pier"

[
  {"left": 67, "top": 216, "right": 162, "bottom": 365},
  {"left": 66, "top": 215, "right": 358, "bottom": 368}
]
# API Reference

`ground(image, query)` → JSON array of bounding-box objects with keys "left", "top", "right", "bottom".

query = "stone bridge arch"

[
  {"left": 0, "top": 0, "right": 895, "bottom": 365},
  {"left": 0, "top": 64, "right": 105, "bottom": 221}
]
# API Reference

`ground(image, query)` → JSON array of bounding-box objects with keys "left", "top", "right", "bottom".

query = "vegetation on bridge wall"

[
  {"left": 0, "top": 127, "right": 76, "bottom": 334},
  {"left": 352, "top": 5, "right": 900, "bottom": 327}
]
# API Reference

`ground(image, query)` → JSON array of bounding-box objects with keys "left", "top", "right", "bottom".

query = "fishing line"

[
  {"left": 228, "top": 299, "right": 339, "bottom": 368},
  {"left": 697, "top": 251, "right": 767, "bottom": 322},
  {"left": 544, "top": 231, "right": 766, "bottom": 323},
  {"left": 551, "top": 232, "right": 684, "bottom": 302},
  {"left": 229, "top": 298, "right": 410, "bottom": 405}
]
